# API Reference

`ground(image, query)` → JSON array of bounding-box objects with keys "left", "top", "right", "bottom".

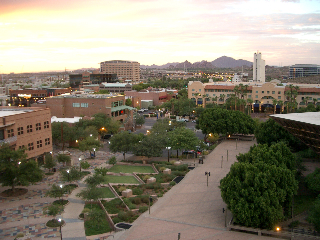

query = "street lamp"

[
  {"left": 58, "top": 218, "right": 63, "bottom": 240},
  {"left": 66, "top": 169, "right": 70, "bottom": 182},
  {"left": 79, "top": 158, "right": 82, "bottom": 172},
  {"left": 93, "top": 148, "right": 96, "bottom": 158},
  {"left": 205, "top": 171, "right": 210, "bottom": 187},
  {"left": 166, "top": 147, "right": 171, "bottom": 162},
  {"left": 59, "top": 184, "right": 63, "bottom": 202}
]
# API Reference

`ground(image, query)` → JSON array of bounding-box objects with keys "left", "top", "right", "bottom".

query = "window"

[
  {"left": 278, "top": 91, "right": 281, "bottom": 94},
  {"left": 248, "top": 95, "right": 251, "bottom": 98},
  {"left": 7, "top": 129, "right": 14, "bottom": 137},
  {"left": 255, "top": 95, "right": 258, "bottom": 98},
  {"left": 256, "top": 91, "right": 258, "bottom": 93},
  {"left": 27, "top": 125, "right": 33, "bottom": 133},
  {"left": 73, "top": 103, "right": 80, "bottom": 107},
  {"left": 192, "top": 89, "right": 195, "bottom": 91},
  {"left": 267, "top": 91, "right": 270, "bottom": 94},
  {"left": 44, "top": 121, "right": 49, "bottom": 129},
  {"left": 278, "top": 96, "right": 281, "bottom": 99},
  {"left": 262, "top": 91, "right": 264, "bottom": 93},
  {"left": 272, "top": 91, "right": 275, "bottom": 94},
  {"left": 199, "top": 89, "right": 201, "bottom": 92},
  {"left": 17, "top": 127, "right": 24, "bottom": 135},
  {"left": 28, "top": 142, "right": 34, "bottom": 151},
  {"left": 37, "top": 140, "right": 42, "bottom": 148},
  {"left": 19, "top": 145, "right": 25, "bottom": 149},
  {"left": 36, "top": 123, "right": 41, "bottom": 131},
  {"left": 45, "top": 138, "right": 50, "bottom": 146}
]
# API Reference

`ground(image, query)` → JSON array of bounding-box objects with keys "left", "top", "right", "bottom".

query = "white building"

[{"left": 253, "top": 51, "right": 265, "bottom": 82}]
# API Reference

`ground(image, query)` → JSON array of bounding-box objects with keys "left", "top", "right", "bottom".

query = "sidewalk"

[{"left": 115, "top": 140, "right": 279, "bottom": 240}]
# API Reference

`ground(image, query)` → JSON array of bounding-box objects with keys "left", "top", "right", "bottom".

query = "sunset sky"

[{"left": 1, "top": 0, "right": 320, "bottom": 73}]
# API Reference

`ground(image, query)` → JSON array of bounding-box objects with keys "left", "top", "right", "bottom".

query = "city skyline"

[{"left": 1, "top": 0, "right": 320, "bottom": 73}]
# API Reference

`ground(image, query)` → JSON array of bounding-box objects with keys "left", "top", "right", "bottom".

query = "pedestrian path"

[{"left": 115, "top": 140, "right": 279, "bottom": 240}]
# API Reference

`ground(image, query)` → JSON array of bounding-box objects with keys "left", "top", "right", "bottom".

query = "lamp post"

[
  {"left": 166, "top": 147, "right": 171, "bottom": 162},
  {"left": 93, "top": 148, "right": 96, "bottom": 158},
  {"left": 205, "top": 171, "right": 210, "bottom": 187},
  {"left": 79, "top": 157, "right": 82, "bottom": 172},
  {"left": 58, "top": 218, "right": 63, "bottom": 240},
  {"left": 59, "top": 184, "right": 63, "bottom": 202},
  {"left": 66, "top": 169, "right": 70, "bottom": 182}
]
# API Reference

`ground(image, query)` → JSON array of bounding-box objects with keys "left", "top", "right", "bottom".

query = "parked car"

[{"left": 192, "top": 120, "right": 196, "bottom": 123}]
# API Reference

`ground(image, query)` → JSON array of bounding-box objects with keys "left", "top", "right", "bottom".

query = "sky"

[{"left": 0, "top": 0, "right": 320, "bottom": 73}]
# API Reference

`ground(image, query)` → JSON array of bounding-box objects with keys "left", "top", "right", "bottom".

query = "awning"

[{"left": 111, "top": 106, "right": 135, "bottom": 112}]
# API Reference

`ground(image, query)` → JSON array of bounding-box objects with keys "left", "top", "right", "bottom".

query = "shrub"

[
  {"left": 142, "top": 175, "right": 151, "bottom": 181},
  {"left": 157, "top": 193, "right": 163, "bottom": 197},
  {"left": 123, "top": 198, "right": 136, "bottom": 210},
  {"left": 112, "top": 217, "right": 121, "bottom": 224},
  {"left": 139, "top": 206, "right": 148, "bottom": 213},
  {"left": 170, "top": 181, "right": 176, "bottom": 186},
  {"left": 15, "top": 233, "right": 24, "bottom": 239},
  {"left": 131, "top": 197, "right": 142, "bottom": 205},
  {"left": 171, "top": 171, "right": 186, "bottom": 176},
  {"left": 46, "top": 204, "right": 62, "bottom": 216},
  {"left": 132, "top": 188, "right": 143, "bottom": 195},
  {"left": 109, "top": 156, "right": 117, "bottom": 165},
  {"left": 140, "top": 195, "right": 149, "bottom": 204},
  {"left": 118, "top": 186, "right": 126, "bottom": 192},
  {"left": 159, "top": 167, "right": 166, "bottom": 172},
  {"left": 288, "top": 220, "right": 300, "bottom": 228}
]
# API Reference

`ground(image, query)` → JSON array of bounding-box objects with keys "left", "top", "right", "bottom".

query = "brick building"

[
  {"left": 46, "top": 94, "right": 135, "bottom": 130},
  {"left": 124, "top": 89, "right": 172, "bottom": 106},
  {"left": 0, "top": 107, "right": 52, "bottom": 161}
]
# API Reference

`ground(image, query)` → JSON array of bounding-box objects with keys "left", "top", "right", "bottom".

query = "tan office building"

[
  {"left": 0, "top": 107, "right": 52, "bottom": 161},
  {"left": 100, "top": 60, "right": 140, "bottom": 83}
]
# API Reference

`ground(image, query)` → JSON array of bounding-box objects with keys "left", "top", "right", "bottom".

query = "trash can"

[{"left": 199, "top": 156, "right": 203, "bottom": 164}]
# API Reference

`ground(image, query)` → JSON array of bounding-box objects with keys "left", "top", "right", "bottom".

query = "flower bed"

[{"left": 112, "top": 182, "right": 171, "bottom": 197}]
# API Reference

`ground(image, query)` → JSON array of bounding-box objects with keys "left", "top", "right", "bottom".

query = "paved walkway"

[{"left": 114, "top": 140, "right": 279, "bottom": 240}]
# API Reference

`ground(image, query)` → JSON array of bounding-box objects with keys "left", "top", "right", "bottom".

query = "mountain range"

[{"left": 140, "top": 56, "right": 253, "bottom": 69}]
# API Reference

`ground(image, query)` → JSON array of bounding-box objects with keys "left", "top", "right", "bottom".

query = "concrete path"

[
  {"left": 115, "top": 140, "right": 278, "bottom": 240},
  {"left": 61, "top": 187, "right": 86, "bottom": 240}
]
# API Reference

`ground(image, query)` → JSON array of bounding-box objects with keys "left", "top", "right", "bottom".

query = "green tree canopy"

[
  {"left": 0, "top": 144, "right": 43, "bottom": 192},
  {"left": 305, "top": 168, "right": 320, "bottom": 193},
  {"left": 168, "top": 127, "right": 199, "bottom": 152},
  {"left": 198, "top": 108, "right": 256, "bottom": 135},
  {"left": 255, "top": 118, "right": 307, "bottom": 151},
  {"left": 133, "top": 133, "right": 165, "bottom": 159},
  {"left": 79, "top": 136, "right": 101, "bottom": 157},
  {"left": 109, "top": 131, "right": 141, "bottom": 160},
  {"left": 220, "top": 142, "right": 298, "bottom": 229},
  {"left": 307, "top": 195, "right": 320, "bottom": 232}
]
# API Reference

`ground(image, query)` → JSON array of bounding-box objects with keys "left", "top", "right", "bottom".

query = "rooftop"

[
  {"left": 270, "top": 112, "right": 320, "bottom": 126},
  {"left": 0, "top": 109, "right": 34, "bottom": 117}
]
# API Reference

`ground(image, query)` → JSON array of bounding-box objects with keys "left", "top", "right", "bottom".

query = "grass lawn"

[
  {"left": 103, "top": 175, "right": 140, "bottom": 184},
  {"left": 97, "top": 187, "right": 115, "bottom": 198},
  {"left": 108, "top": 165, "right": 155, "bottom": 174}
]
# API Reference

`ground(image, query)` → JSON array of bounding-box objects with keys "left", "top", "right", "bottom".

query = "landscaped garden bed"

[
  {"left": 112, "top": 182, "right": 173, "bottom": 197},
  {"left": 82, "top": 203, "right": 113, "bottom": 236},
  {"left": 101, "top": 198, "right": 127, "bottom": 214},
  {"left": 96, "top": 187, "right": 115, "bottom": 198}
]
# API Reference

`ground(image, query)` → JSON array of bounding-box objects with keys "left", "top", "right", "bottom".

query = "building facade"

[
  {"left": 69, "top": 71, "right": 117, "bottom": 89},
  {"left": 9, "top": 88, "right": 71, "bottom": 107},
  {"left": 100, "top": 60, "right": 140, "bottom": 83},
  {"left": 253, "top": 51, "right": 265, "bottom": 82},
  {"left": 289, "top": 64, "right": 320, "bottom": 79},
  {"left": 46, "top": 94, "right": 135, "bottom": 130},
  {"left": 0, "top": 107, "right": 52, "bottom": 161},
  {"left": 188, "top": 81, "right": 320, "bottom": 113}
]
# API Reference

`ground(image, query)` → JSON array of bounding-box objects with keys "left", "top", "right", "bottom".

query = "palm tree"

[
  {"left": 285, "top": 84, "right": 300, "bottom": 113},
  {"left": 212, "top": 96, "right": 218, "bottom": 106},
  {"left": 247, "top": 98, "right": 253, "bottom": 115},
  {"left": 278, "top": 100, "right": 283, "bottom": 113},
  {"left": 313, "top": 98, "right": 318, "bottom": 107},
  {"left": 272, "top": 99, "right": 278, "bottom": 114}
]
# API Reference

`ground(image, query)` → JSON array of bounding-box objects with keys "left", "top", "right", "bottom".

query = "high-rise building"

[
  {"left": 100, "top": 60, "right": 140, "bottom": 83},
  {"left": 289, "top": 64, "right": 320, "bottom": 79},
  {"left": 253, "top": 51, "right": 265, "bottom": 82}
]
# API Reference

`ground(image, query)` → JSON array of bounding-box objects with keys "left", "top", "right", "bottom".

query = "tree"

[
  {"left": 80, "top": 161, "right": 91, "bottom": 171},
  {"left": 255, "top": 118, "right": 307, "bottom": 151},
  {"left": 305, "top": 168, "right": 320, "bottom": 193},
  {"left": 0, "top": 144, "right": 43, "bottom": 192},
  {"left": 285, "top": 84, "right": 299, "bottom": 113},
  {"left": 133, "top": 134, "right": 164, "bottom": 159},
  {"left": 51, "top": 122, "right": 75, "bottom": 147},
  {"left": 220, "top": 142, "right": 298, "bottom": 229},
  {"left": 135, "top": 114, "right": 145, "bottom": 126},
  {"left": 84, "top": 174, "right": 105, "bottom": 188},
  {"left": 109, "top": 131, "right": 140, "bottom": 160},
  {"left": 60, "top": 166, "right": 82, "bottom": 182},
  {"left": 44, "top": 153, "right": 56, "bottom": 172},
  {"left": 45, "top": 183, "right": 66, "bottom": 200},
  {"left": 168, "top": 127, "right": 199, "bottom": 158},
  {"left": 79, "top": 136, "right": 101, "bottom": 158},
  {"left": 77, "top": 187, "right": 104, "bottom": 208},
  {"left": 198, "top": 108, "right": 256, "bottom": 135},
  {"left": 307, "top": 195, "right": 320, "bottom": 232},
  {"left": 56, "top": 154, "right": 71, "bottom": 166},
  {"left": 125, "top": 98, "right": 132, "bottom": 106}
]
